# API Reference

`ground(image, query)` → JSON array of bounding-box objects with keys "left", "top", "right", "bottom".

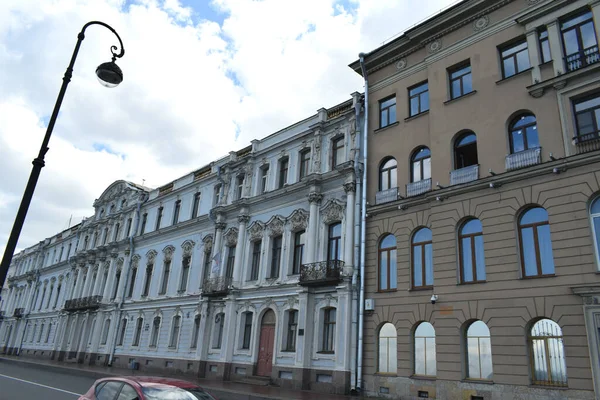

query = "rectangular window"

[
  {"left": 574, "top": 93, "right": 600, "bottom": 139},
  {"left": 561, "top": 10, "right": 598, "bottom": 72},
  {"left": 226, "top": 246, "right": 236, "bottom": 279},
  {"left": 213, "top": 314, "right": 224, "bottom": 349},
  {"left": 101, "top": 320, "right": 110, "bottom": 345},
  {"left": 126, "top": 218, "right": 132, "bottom": 237},
  {"left": 159, "top": 260, "right": 170, "bottom": 295},
  {"left": 172, "top": 200, "right": 181, "bottom": 225},
  {"left": 409, "top": 82, "right": 429, "bottom": 116},
  {"left": 127, "top": 268, "right": 137, "bottom": 298},
  {"left": 203, "top": 251, "right": 212, "bottom": 283},
  {"left": 250, "top": 241, "right": 261, "bottom": 281},
  {"left": 260, "top": 166, "right": 269, "bottom": 194},
  {"left": 113, "top": 223, "right": 120, "bottom": 242},
  {"left": 322, "top": 308, "right": 336, "bottom": 353},
  {"left": 292, "top": 230, "right": 305, "bottom": 275},
  {"left": 327, "top": 223, "right": 342, "bottom": 262},
  {"left": 140, "top": 213, "right": 147, "bottom": 235},
  {"left": 214, "top": 185, "right": 221, "bottom": 205},
  {"left": 191, "top": 192, "right": 201, "bottom": 218},
  {"left": 285, "top": 310, "right": 298, "bottom": 351},
  {"left": 332, "top": 137, "right": 344, "bottom": 168},
  {"left": 179, "top": 255, "right": 191, "bottom": 292},
  {"left": 242, "top": 312, "right": 253, "bottom": 349},
  {"left": 132, "top": 318, "right": 143, "bottom": 346},
  {"left": 278, "top": 157, "right": 289, "bottom": 188},
  {"left": 169, "top": 316, "right": 181, "bottom": 348},
  {"left": 142, "top": 265, "right": 152, "bottom": 297},
  {"left": 117, "top": 319, "right": 127, "bottom": 346},
  {"left": 191, "top": 315, "right": 200, "bottom": 349},
  {"left": 379, "top": 96, "right": 397, "bottom": 128},
  {"left": 155, "top": 207, "right": 163, "bottom": 230},
  {"left": 150, "top": 317, "right": 160, "bottom": 347},
  {"left": 66, "top": 243, "right": 72, "bottom": 259},
  {"left": 539, "top": 29, "right": 551, "bottom": 63},
  {"left": 236, "top": 176, "right": 244, "bottom": 200},
  {"left": 449, "top": 62, "right": 472, "bottom": 99},
  {"left": 270, "top": 236, "right": 282, "bottom": 278},
  {"left": 500, "top": 40, "right": 530, "bottom": 78},
  {"left": 299, "top": 150, "right": 311, "bottom": 179}
]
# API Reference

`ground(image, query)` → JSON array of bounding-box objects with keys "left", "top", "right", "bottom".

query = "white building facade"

[{"left": 0, "top": 93, "right": 363, "bottom": 394}]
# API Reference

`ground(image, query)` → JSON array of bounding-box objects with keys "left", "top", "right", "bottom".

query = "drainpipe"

[
  {"left": 357, "top": 53, "right": 369, "bottom": 392},
  {"left": 108, "top": 191, "right": 147, "bottom": 366}
]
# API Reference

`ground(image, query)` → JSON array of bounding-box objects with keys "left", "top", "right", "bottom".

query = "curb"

[{"left": 0, "top": 356, "right": 115, "bottom": 380}]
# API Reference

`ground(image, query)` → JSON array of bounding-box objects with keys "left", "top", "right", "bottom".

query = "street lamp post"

[{"left": 0, "top": 21, "right": 125, "bottom": 293}]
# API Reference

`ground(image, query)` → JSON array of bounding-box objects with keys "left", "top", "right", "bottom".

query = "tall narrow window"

[
  {"left": 270, "top": 236, "right": 282, "bottom": 278},
  {"left": 459, "top": 219, "right": 486, "bottom": 283},
  {"left": 172, "top": 200, "right": 181, "bottom": 225},
  {"left": 101, "top": 319, "right": 111, "bottom": 345},
  {"left": 66, "top": 243, "right": 72, "bottom": 259},
  {"left": 150, "top": 317, "right": 160, "bottom": 347},
  {"left": 53, "top": 284, "right": 61, "bottom": 309},
  {"left": 299, "top": 149, "right": 311, "bottom": 179},
  {"left": 38, "top": 287, "right": 46, "bottom": 310},
  {"left": 191, "top": 315, "right": 201, "bottom": 349},
  {"left": 179, "top": 255, "right": 190, "bottom": 292},
  {"left": 574, "top": 94, "right": 600, "bottom": 138},
  {"left": 500, "top": 40, "right": 530, "bottom": 78},
  {"left": 509, "top": 114, "right": 539, "bottom": 153},
  {"left": 260, "top": 166, "right": 269, "bottom": 194},
  {"left": 379, "top": 96, "right": 397, "bottom": 128},
  {"left": 191, "top": 192, "right": 201, "bottom": 218},
  {"left": 590, "top": 198, "right": 600, "bottom": 265},
  {"left": 412, "top": 228, "right": 433, "bottom": 289},
  {"left": 327, "top": 222, "right": 342, "bottom": 263},
  {"left": 132, "top": 317, "right": 143, "bottom": 346},
  {"left": 292, "top": 231, "right": 305, "bottom": 275},
  {"left": 411, "top": 147, "right": 431, "bottom": 182},
  {"left": 155, "top": 207, "right": 163, "bottom": 230},
  {"left": 539, "top": 29, "right": 551, "bottom": 63},
  {"left": 466, "top": 321, "right": 493, "bottom": 380},
  {"left": 142, "top": 264, "right": 153, "bottom": 297},
  {"left": 561, "top": 10, "right": 598, "bottom": 72},
  {"left": 202, "top": 250, "right": 212, "bottom": 283},
  {"left": 379, "top": 323, "right": 397, "bottom": 373},
  {"left": 117, "top": 318, "right": 127, "bottom": 346},
  {"left": 332, "top": 137, "right": 344, "bottom": 168},
  {"left": 414, "top": 322, "right": 436, "bottom": 376},
  {"left": 38, "top": 323, "right": 45, "bottom": 342},
  {"left": 454, "top": 132, "right": 478, "bottom": 169},
  {"left": 226, "top": 246, "right": 236, "bottom": 279},
  {"left": 169, "top": 315, "right": 181, "bottom": 348},
  {"left": 140, "top": 214, "right": 147, "bottom": 235},
  {"left": 285, "top": 310, "right": 298, "bottom": 351},
  {"left": 519, "top": 207, "right": 555, "bottom": 277},
  {"left": 449, "top": 63, "right": 472, "bottom": 99},
  {"left": 127, "top": 267, "right": 137, "bottom": 298},
  {"left": 529, "top": 319, "right": 567, "bottom": 387},
  {"left": 378, "top": 234, "right": 397, "bottom": 291},
  {"left": 112, "top": 271, "right": 121, "bottom": 300},
  {"left": 59, "top": 246, "right": 64, "bottom": 262},
  {"left": 379, "top": 158, "right": 397, "bottom": 191},
  {"left": 45, "top": 323, "right": 52, "bottom": 343},
  {"left": 159, "top": 260, "right": 171, "bottom": 295},
  {"left": 321, "top": 308, "right": 336, "bottom": 353},
  {"left": 278, "top": 157, "right": 289, "bottom": 188},
  {"left": 241, "top": 312, "right": 253, "bottom": 349},
  {"left": 409, "top": 82, "right": 429, "bottom": 116},
  {"left": 113, "top": 223, "right": 120, "bottom": 242},
  {"left": 236, "top": 176, "right": 244, "bottom": 200},
  {"left": 125, "top": 218, "right": 132, "bottom": 237},
  {"left": 213, "top": 313, "right": 224, "bottom": 349},
  {"left": 250, "top": 241, "right": 261, "bottom": 281},
  {"left": 103, "top": 227, "right": 109, "bottom": 245},
  {"left": 92, "top": 233, "right": 98, "bottom": 248},
  {"left": 46, "top": 285, "right": 54, "bottom": 309},
  {"left": 214, "top": 185, "right": 221, "bottom": 205}
]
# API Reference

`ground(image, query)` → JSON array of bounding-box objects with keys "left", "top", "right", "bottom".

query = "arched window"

[
  {"left": 379, "top": 234, "right": 397, "bottom": 291},
  {"left": 529, "top": 319, "right": 567, "bottom": 387},
  {"left": 411, "top": 147, "right": 431, "bottom": 183},
  {"left": 378, "top": 323, "right": 397, "bottom": 373},
  {"left": 454, "top": 132, "right": 478, "bottom": 169},
  {"left": 412, "top": 228, "right": 433, "bottom": 289},
  {"left": 518, "top": 207, "right": 555, "bottom": 277},
  {"left": 414, "top": 322, "right": 436, "bottom": 376},
  {"left": 459, "top": 219, "right": 486, "bottom": 283},
  {"left": 509, "top": 114, "right": 539, "bottom": 153},
  {"left": 379, "top": 158, "right": 398, "bottom": 191},
  {"left": 590, "top": 197, "right": 600, "bottom": 266},
  {"left": 466, "top": 321, "right": 493, "bottom": 380}
]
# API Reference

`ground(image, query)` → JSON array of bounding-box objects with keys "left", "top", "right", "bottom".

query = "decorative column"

[
  {"left": 102, "top": 256, "right": 117, "bottom": 303},
  {"left": 343, "top": 182, "right": 356, "bottom": 272},
  {"left": 233, "top": 214, "right": 249, "bottom": 285},
  {"left": 210, "top": 221, "right": 226, "bottom": 278},
  {"left": 546, "top": 20, "right": 564, "bottom": 76},
  {"left": 306, "top": 192, "right": 323, "bottom": 264},
  {"left": 526, "top": 29, "right": 541, "bottom": 83}
]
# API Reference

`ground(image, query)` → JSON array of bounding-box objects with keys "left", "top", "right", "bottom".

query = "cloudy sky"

[{"left": 0, "top": 0, "right": 457, "bottom": 253}]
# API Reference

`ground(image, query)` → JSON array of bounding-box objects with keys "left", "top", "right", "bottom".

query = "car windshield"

[{"left": 142, "top": 386, "right": 216, "bottom": 400}]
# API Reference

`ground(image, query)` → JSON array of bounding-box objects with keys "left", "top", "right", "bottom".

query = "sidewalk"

[{"left": 0, "top": 355, "right": 372, "bottom": 400}]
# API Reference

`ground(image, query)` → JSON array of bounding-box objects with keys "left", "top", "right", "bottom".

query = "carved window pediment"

[
  {"left": 288, "top": 209, "right": 308, "bottom": 232},
  {"left": 202, "top": 234, "right": 213, "bottom": 252},
  {"left": 224, "top": 227, "right": 239, "bottom": 247},
  {"left": 146, "top": 250, "right": 158, "bottom": 264},
  {"left": 267, "top": 216, "right": 285, "bottom": 237},
  {"left": 321, "top": 200, "right": 345, "bottom": 224},
  {"left": 163, "top": 245, "right": 175, "bottom": 261},
  {"left": 247, "top": 221, "right": 265, "bottom": 241},
  {"left": 182, "top": 240, "right": 196, "bottom": 257}
]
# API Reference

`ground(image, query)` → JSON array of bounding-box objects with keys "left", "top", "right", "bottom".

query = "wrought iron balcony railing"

[
  {"left": 565, "top": 45, "right": 600, "bottom": 72},
  {"left": 299, "top": 260, "right": 344, "bottom": 287},
  {"left": 450, "top": 164, "right": 479, "bottom": 185},
  {"left": 505, "top": 147, "right": 541, "bottom": 171},
  {"left": 406, "top": 178, "right": 432, "bottom": 197},
  {"left": 13, "top": 308, "right": 24, "bottom": 318},
  {"left": 201, "top": 276, "right": 232, "bottom": 297},
  {"left": 63, "top": 295, "right": 103, "bottom": 312},
  {"left": 375, "top": 187, "right": 399, "bottom": 205},
  {"left": 573, "top": 132, "right": 600, "bottom": 154}
]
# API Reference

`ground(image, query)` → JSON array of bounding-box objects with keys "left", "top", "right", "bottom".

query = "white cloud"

[{"left": 0, "top": 0, "right": 457, "bottom": 254}]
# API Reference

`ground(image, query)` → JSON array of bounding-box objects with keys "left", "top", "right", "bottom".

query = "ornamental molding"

[
  {"left": 131, "top": 254, "right": 140, "bottom": 269},
  {"left": 146, "top": 249, "right": 158, "bottom": 264},
  {"left": 238, "top": 214, "right": 250, "bottom": 224},
  {"left": 343, "top": 182, "right": 356, "bottom": 193},
  {"left": 117, "top": 257, "right": 125, "bottom": 270},
  {"left": 215, "top": 222, "right": 227, "bottom": 231},
  {"left": 162, "top": 245, "right": 175, "bottom": 261},
  {"left": 308, "top": 192, "right": 323, "bottom": 204},
  {"left": 288, "top": 209, "right": 308, "bottom": 232},
  {"left": 223, "top": 227, "right": 239, "bottom": 247},
  {"left": 202, "top": 234, "right": 214, "bottom": 251},
  {"left": 266, "top": 215, "right": 285, "bottom": 237},
  {"left": 321, "top": 199, "right": 345, "bottom": 224},
  {"left": 395, "top": 58, "right": 407, "bottom": 70},
  {"left": 427, "top": 38, "right": 443, "bottom": 54},
  {"left": 526, "top": 0, "right": 542, "bottom": 4},
  {"left": 181, "top": 240, "right": 196, "bottom": 257},
  {"left": 286, "top": 296, "right": 299, "bottom": 309},
  {"left": 247, "top": 221, "right": 265, "bottom": 241},
  {"left": 472, "top": 15, "right": 489, "bottom": 31}
]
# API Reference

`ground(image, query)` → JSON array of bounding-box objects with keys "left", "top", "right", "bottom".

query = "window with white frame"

[
  {"left": 159, "top": 259, "right": 171, "bottom": 295},
  {"left": 169, "top": 315, "right": 181, "bottom": 348},
  {"left": 117, "top": 318, "right": 127, "bottom": 346},
  {"left": 213, "top": 313, "right": 225, "bottom": 349},
  {"left": 414, "top": 322, "right": 436, "bottom": 377},
  {"left": 249, "top": 241, "right": 261, "bottom": 281},
  {"left": 320, "top": 307, "right": 336, "bottom": 353},
  {"left": 132, "top": 317, "right": 143, "bottom": 346},
  {"left": 284, "top": 309, "right": 298, "bottom": 352},
  {"left": 191, "top": 315, "right": 200, "bottom": 349},
  {"left": 241, "top": 312, "right": 253, "bottom": 349},
  {"left": 149, "top": 316, "right": 160, "bottom": 347},
  {"left": 466, "top": 320, "right": 493, "bottom": 380},
  {"left": 101, "top": 319, "right": 111, "bottom": 345},
  {"left": 269, "top": 236, "right": 282, "bottom": 278},
  {"left": 378, "top": 322, "right": 397, "bottom": 373},
  {"left": 179, "top": 255, "right": 191, "bottom": 292}
]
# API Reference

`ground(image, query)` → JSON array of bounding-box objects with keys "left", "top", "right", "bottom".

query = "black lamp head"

[{"left": 96, "top": 60, "right": 123, "bottom": 88}]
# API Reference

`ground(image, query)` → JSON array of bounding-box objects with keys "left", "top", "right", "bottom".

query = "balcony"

[
  {"left": 201, "top": 276, "right": 232, "bottom": 297},
  {"left": 375, "top": 187, "right": 399, "bottom": 205},
  {"left": 299, "top": 260, "right": 344, "bottom": 287},
  {"left": 505, "top": 147, "right": 541, "bottom": 171},
  {"left": 13, "top": 308, "right": 24, "bottom": 318},
  {"left": 573, "top": 132, "right": 600, "bottom": 154},
  {"left": 63, "top": 296, "right": 103, "bottom": 312},
  {"left": 406, "top": 178, "right": 432, "bottom": 197},
  {"left": 450, "top": 165, "right": 479, "bottom": 185},
  {"left": 565, "top": 45, "right": 600, "bottom": 73}
]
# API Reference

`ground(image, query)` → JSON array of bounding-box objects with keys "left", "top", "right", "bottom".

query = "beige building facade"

[{"left": 351, "top": 0, "right": 600, "bottom": 399}]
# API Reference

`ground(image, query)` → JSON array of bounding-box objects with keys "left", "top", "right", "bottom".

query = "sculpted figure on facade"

[
  {"left": 162, "top": 245, "right": 175, "bottom": 262},
  {"left": 223, "top": 227, "right": 239, "bottom": 247},
  {"left": 181, "top": 240, "right": 196, "bottom": 257}
]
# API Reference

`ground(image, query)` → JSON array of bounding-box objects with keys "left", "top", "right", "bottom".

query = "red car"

[{"left": 78, "top": 376, "right": 218, "bottom": 400}]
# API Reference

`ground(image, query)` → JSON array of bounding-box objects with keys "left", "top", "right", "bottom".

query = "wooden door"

[{"left": 256, "top": 310, "right": 275, "bottom": 376}]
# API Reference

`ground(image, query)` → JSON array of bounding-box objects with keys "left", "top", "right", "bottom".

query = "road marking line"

[{"left": 0, "top": 372, "right": 82, "bottom": 396}]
